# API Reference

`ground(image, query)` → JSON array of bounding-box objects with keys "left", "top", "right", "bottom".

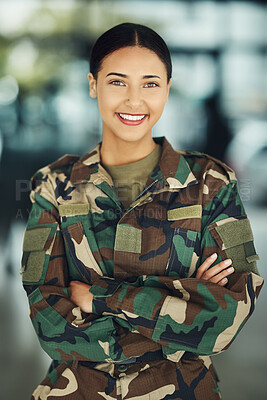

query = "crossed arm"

[
  {"left": 22, "top": 179, "right": 263, "bottom": 362},
  {"left": 69, "top": 253, "right": 234, "bottom": 314}
]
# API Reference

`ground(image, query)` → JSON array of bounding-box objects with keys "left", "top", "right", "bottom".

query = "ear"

[
  {"left": 88, "top": 73, "right": 97, "bottom": 98},
  {"left": 166, "top": 79, "right": 171, "bottom": 102}
]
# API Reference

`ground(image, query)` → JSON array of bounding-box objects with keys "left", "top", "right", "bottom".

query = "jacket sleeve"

[
  {"left": 89, "top": 181, "right": 264, "bottom": 359},
  {"left": 21, "top": 178, "right": 162, "bottom": 363}
]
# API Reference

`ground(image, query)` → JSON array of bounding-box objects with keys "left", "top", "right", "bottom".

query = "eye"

[
  {"left": 109, "top": 80, "right": 124, "bottom": 86},
  {"left": 145, "top": 82, "right": 159, "bottom": 88}
]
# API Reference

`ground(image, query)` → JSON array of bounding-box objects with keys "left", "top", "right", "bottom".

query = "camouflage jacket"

[{"left": 21, "top": 136, "right": 264, "bottom": 368}]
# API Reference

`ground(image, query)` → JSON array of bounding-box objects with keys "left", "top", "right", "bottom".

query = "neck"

[{"left": 100, "top": 133, "right": 157, "bottom": 166}]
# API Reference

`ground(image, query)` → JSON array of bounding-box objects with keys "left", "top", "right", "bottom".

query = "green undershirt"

[{"left": 101, "top": 143, "right": 162, "bottom": 210}]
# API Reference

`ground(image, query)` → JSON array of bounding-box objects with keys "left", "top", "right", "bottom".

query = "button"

[{"left": 118, "top": 365, "right": 128, "bottom": 373}]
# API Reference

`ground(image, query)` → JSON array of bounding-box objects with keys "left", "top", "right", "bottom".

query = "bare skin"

[
  {"left": 69, "top": 254, "right": 234, "bottom": 314},
  {"left": 88, "top": 46, "right": 171, "bottom": 166}
]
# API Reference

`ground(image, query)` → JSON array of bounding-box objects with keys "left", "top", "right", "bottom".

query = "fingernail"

[
  {"left": 210, "top": 253, "right": 217, "bottom": 259},
  {"left": 227, "top": 267, "right": 234, "bottom": 272},
  {"left": 224, "top": 259, "right": 232, "bottom": 266},
  {"left": 222, "top": 278, "right": 227, "bottom": 284}
]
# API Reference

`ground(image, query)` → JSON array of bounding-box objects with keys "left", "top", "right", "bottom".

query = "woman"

[{"left": 21, "top": 23, "right": 263, "bottom": 400}]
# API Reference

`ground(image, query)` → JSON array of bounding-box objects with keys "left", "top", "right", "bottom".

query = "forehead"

[{"left": 100, "top": 46, "right": 166, "bottom": 74}]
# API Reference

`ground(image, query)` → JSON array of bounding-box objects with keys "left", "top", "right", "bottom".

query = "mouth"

[{"left": 116, "top": 112, "right": 148, "bottom": 126}]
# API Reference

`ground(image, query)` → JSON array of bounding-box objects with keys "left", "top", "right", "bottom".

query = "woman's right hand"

[{"left": 195, "top": 253, "right": 234, "bottom": 286}]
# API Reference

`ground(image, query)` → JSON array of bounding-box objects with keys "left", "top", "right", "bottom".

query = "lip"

[{"left": 116, "top": 112, "right": 148, "bottom": 126}]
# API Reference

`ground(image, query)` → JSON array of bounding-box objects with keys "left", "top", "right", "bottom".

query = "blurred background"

[{"left": 0, "top": 0, "right": 266, "bottom": 399}]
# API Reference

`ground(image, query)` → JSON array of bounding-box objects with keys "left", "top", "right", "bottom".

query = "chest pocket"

[{"left": 165, "top": 205, "right": 201, "bottom": 278}]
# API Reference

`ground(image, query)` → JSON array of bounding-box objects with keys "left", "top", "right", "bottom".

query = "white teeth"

[{"left": 119, "top": 113, "right": 146, "bottom": 121}]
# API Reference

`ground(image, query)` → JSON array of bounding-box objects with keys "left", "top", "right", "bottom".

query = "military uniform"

[{"left": 21, "top": 136, "right": 264, "bottom": 399}]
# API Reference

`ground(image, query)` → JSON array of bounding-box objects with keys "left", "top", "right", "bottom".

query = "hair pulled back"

[{"left": 89, "top": 22, "right": 172, "bottom": 83}]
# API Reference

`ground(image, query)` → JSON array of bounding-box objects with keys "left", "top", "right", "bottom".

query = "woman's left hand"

[
  {"left": 69, "top": 281, "right": 93, "bottom": 313},
  {"left": 195, "top": 253, "right": 234, "bottom": 286}
]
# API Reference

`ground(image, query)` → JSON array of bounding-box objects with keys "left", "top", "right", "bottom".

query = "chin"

[{"left": 120, "top": 131, "right": 151, "bottom": 142}]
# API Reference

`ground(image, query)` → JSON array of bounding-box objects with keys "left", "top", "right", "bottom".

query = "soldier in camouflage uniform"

[{"left": 21, "top": 23, "right": 263, "bottom": 399}]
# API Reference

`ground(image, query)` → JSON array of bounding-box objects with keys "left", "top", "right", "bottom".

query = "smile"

[{"left": 116, "top": 113, "right": 148, "bottom": 125}]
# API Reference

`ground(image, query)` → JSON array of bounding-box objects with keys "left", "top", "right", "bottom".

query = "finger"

[
  {"left": 209, "top": 266, "right": 234, "bottom": 284},
  {"left": 201, "top": 259, "right": 232, "bottom": 280},
  {"left": 217, "top": 277, "right": 228, "bottom": 286},
  {"left": 195, "top": 253, "right": 218, "bottom": 279}
]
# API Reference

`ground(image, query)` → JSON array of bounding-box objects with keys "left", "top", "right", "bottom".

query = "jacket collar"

[
  {"left": 70, "top": 136, "right": 198, "bottom": 190},
  {"left": 153, "top": 136, "right": 198, "bottom": 189}
]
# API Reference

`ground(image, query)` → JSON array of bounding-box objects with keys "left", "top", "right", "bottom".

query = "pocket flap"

[
  {"left": 244, "top": 241, "right": 260, "bottom": 263},
  {"left": 214, "top": 218, "right": 253, "bottom": 250},
  {"left": 208, "top": 217, "right": 260, "bottom": 273},
  {"left": 22, "top": 251, "right": 46, "bottom": 282},
  {"left": 114, "top": 224, "right": 142, "bottom": 253},
  {"left": 23, "top": 226, "right": 52, "bottom": 252}
]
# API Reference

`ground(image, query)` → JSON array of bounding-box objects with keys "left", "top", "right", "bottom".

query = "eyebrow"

[{"left": 106, "top": 72, "right": 161, "bottom": 79}]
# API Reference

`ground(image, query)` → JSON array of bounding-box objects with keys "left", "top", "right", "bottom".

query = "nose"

[{"left": 125, "top": 86, "right": 143, "bottom": 109}]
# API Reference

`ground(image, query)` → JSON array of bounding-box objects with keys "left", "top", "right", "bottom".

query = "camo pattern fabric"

[{"left": 21, "top": 136, "right": 264, "bottom": 399}]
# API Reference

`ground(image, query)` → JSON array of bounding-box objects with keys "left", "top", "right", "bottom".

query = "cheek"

[
  {"left": 99, "top": 89, "right": 122, "bottom": 110},
  {"left": 148, "top": 97, "right": 167, "bottom": 116},
  {"left": 97, "top": 94, "right": 115, "bottom": 117}
]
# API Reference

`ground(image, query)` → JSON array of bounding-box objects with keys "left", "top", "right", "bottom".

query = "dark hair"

[{"left": 89, "top": 22, "right": 172, "bottom": 83}]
